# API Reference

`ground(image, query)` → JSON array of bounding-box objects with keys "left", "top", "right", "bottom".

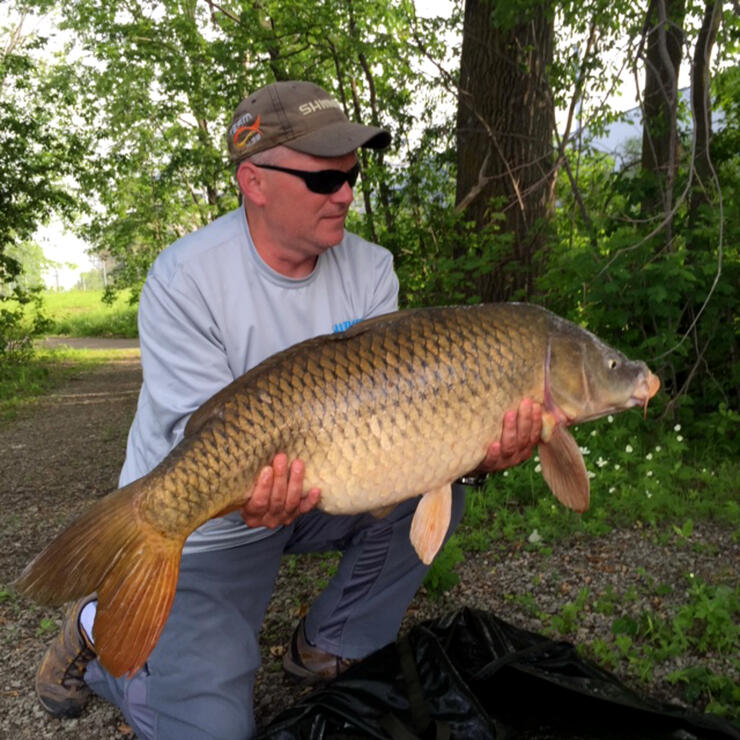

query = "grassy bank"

[{"left": 23, "top": 289, "right": 138, "bottom": 338}]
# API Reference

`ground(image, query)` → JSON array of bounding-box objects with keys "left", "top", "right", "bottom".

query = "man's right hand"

[{"left": 241, "top": 453, "right": 321, "bottom": 528}]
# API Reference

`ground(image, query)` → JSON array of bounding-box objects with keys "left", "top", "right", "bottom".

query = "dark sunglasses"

[{"left": 253, "top": 162, "right": 360, "bottom": 194}]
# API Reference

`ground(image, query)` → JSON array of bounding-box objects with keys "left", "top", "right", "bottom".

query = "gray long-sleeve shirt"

[{"left": 119, "top": 205, "right": 399, "bottom": 553}]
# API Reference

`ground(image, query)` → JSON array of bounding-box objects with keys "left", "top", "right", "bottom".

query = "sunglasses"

[{"left": 253, "top": 162, "right": 360, "bottom": 194}]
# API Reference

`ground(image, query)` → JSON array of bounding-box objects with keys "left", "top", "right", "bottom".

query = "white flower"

[
  {"left": 587, "top": 470, "right": 596, "bottom": 479},
  {"left": 608, "top": 415, "right": 614, "bottom": 423},
  {"left": 645, "top": 453, "right": 653, "bottom": 461},
  {"left": 534, "top": 464, "right": 542, "bottom": 473},
  {"left": 645, "top": 490, "right": 652, "bottom": 498},
  {"left": 655, "top": 445, "right": 662, "bottom": 452},
  {"left": 591, "top": 429, "right": 598, "bottom": 437},
  {"left": 677, "top": 435, "right": 684, "bottom": 442},
  {"left": 625, "top": 444, "right": 633, "bottom": 453},
  {"left": 608, "top": 486, "right": 616, "bottom": 493},
  {"left": 614, "top": 464, "right": 621, "bottom": 470},
  {"left": 579, "top": 446, "right": 590, "bottom": 455},
  {"left": 674, "top": 424, "right": 681, "bottom": 432},
  {"left": 596, "top": 456, "right": 608, "bottom": 468},
  {"left": 528, "top": 529, "right": 542, "bottom": 544},
  {"left": 503, "top": 471, "right": 508, "bottom": 477},
  {"left": 646, "top": 470, "right": 653, "bottom": 477},
  {"left": 534, "top": 455, "right": 540, "bottom": 462}
]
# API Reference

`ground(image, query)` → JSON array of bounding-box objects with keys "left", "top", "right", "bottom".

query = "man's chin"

[{"left": 319, "top": 223, "right": 346, "bottom": 247}]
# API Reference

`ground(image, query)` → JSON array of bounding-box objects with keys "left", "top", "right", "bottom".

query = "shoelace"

[{"left": 60, "top": 644, "right": 96, "bottom": 688}]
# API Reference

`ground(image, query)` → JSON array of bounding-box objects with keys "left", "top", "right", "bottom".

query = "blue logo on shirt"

[{"left": 332, "top": 318, "right": 362, "bottom": 333}]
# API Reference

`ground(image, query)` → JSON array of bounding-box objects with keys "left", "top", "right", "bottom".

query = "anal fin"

[
  {"left": 409, "top": 483, "right": 452, "bottom": 565},
  {"left": 537, "top": 425, "right": 590, "bottom": 512}
]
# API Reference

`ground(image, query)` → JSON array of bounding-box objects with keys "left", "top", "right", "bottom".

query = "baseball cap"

[{"left": 227, "top": 81, "right": 390, "bottom": 163}]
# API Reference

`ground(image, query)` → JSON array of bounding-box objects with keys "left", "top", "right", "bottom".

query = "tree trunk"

[
  {"left": 455, "top": 0, "right": 555, "bottom": 302},
  {"left": 640, "top": 0, "right": 685, "bottom": 233},
  {"left": 689, "top": 0, "right": 723, "bottom": 221}
]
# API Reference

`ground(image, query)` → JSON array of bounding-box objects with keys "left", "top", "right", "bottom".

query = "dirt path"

[
  {"left": 1, "top": 353, "right": 736, "bottom": 738},
  {"left": 1, "top": 354, "right": 142, "bottom": 738}
]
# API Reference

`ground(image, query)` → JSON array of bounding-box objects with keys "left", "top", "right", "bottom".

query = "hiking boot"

[
  {"left": 35, "top": 596, "right": 97, "bottom": 718},
  {"left": 282, "top": 619, "right": 358, "bottom": 685}
]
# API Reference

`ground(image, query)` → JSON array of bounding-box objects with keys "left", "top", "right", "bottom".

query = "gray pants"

[{"left": 85, "top": 486, "right": 466, "bottom": 739}]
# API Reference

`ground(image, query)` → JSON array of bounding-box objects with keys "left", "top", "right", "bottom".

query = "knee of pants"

[{"left": 86, "top": 659, "right": 255, "bottom": 740}]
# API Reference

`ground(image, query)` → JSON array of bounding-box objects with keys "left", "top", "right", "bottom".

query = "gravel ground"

[{"left": 1, "top": 350, "right": 736, "bottom": 738}]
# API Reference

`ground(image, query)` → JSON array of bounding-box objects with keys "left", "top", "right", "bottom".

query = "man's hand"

[
  {"left": 477, "top": 397, "right": 543, "bottom": 474},
  {"left": 241, "top": 452, "right": 321, "bottom": 528}
]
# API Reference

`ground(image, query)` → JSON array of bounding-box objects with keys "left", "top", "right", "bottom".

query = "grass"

[
  {"left": 16, "top": 289, "right": 139, "bottom": 338},
  {"left": 0, "top": 346, "right": 139, "bottom": 421}
]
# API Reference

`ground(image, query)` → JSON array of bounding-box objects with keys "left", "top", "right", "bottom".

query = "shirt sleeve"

[
  {"left": 124, "top": 269, "right": 235, "bottom": 479},
  {"left": 367, "top": 247, "right": 400, "bottom": 317}
]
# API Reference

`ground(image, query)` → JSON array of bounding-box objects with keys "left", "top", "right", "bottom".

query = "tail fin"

[{"left": 14, "top": 480, "right": 182, "bottom": 678}]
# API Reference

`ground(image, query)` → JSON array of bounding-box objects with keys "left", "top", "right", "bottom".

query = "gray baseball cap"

[{"left": 227, "top": 81, "right": 390, "bottom": 163}]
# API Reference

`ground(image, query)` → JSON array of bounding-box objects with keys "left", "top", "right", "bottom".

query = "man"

[{"left": 35, "top": 80, "right": 542, "bottom": 738}]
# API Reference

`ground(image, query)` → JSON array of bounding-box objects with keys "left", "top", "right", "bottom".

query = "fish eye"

[{"left": 608, "top": 358, "right": 619, "bottom": 370}]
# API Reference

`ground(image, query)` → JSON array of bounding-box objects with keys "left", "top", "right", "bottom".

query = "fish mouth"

[{"left": 631, "top": 370, "right": 660, "bottom": 418}]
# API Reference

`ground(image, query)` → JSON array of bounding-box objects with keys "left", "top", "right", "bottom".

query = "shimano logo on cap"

[{"left": 298, "top": 98, "right": 342, "bottom": 116}]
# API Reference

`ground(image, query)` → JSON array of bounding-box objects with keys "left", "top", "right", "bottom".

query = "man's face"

[{"left": 256, "top": 149, "right": 358, "bottom": 261}]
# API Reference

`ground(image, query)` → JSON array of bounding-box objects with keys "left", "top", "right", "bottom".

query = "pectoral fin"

[
  {"left": 409, "top": 483, "right": 452, "bottom": 565},
  {"left": 537, "top": 425, "right": 590, "bottom": 513}
]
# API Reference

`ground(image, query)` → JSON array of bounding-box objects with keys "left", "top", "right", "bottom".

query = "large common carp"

[{"left": 16, "top": 303, "right": 659, "bottom": 677}]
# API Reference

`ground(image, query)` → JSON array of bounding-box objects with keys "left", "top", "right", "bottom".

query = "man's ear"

[{"left": 236, "top": 161, "right": 266, "bottom": 206}]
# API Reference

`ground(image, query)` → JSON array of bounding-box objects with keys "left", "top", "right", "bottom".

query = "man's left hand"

[
  {"left": 241, "top": 453, "right": 320, "bottom": 528},
  {"left": 477, "top": 397, "right": 543, "bottom": 473}
]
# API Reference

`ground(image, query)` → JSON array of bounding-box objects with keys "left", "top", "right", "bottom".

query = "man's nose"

[{"left": 330, "top": 180, "right": 355, "bottom": 204}]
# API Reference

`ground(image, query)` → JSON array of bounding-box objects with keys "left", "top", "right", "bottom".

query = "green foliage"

[
  {"left": 538, "top": 81, "right": 739, "bottom": 426},
  {"left": 9, "top": 289, "right": 138, "bottom": 337},
  {"left": 45, "top": 290, "right": 138, "bottom": 337},
  {"left": 667, "top": 666, "right": 740, "bottom": 719},
  {"left": 74, "top": 267, "right": 106, "bottom": 292},
  {"left": 26, "top": 0, "right": 432, "bottom": 296},
  {"left": 35, "top": 617, "right": 57, "bottom": 637},
  {"left": 0, "top": 9, "right": 87, "bottom": 358},
  {"left": 5, "top": 241, "right": 54, "bottom": 289},
  {"left": 550, "top": 587, "right": 590, "bottom": 635},
  {"left": 422, "top": 533, "right": 462, "bottom": 596}
]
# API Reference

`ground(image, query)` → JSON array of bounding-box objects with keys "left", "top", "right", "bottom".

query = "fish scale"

[{"left": 15, "top": 302, "right": 660, "bottom": 678}]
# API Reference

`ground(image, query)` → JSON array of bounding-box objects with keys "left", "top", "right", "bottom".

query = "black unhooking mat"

[{"left": 258, "top": 607, "right": 739, "bottom": 740}]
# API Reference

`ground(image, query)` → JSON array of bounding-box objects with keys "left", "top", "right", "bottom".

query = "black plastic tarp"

[{"left": 258, "top": 607, "right": 739, "bottom": 740}]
